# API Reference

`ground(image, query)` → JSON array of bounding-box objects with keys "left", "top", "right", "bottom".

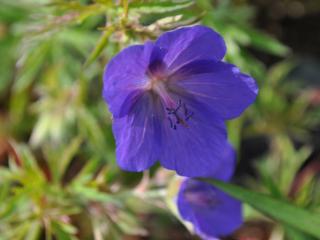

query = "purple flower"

[
  {"left": 177, "top": 178, "right": 242, "bottom": 239},
  {"left": 103, "top": 25, "right": 258, "bottom": 177}
]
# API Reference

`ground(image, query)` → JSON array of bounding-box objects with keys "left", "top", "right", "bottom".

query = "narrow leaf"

[
  {"left": 59, "top": 136, "right": 83, "bottom": 177},
  {"left": 203, "top": 179, "right": 320, "bottom": 238},
  {"left": 84, "top": 26, "right": 113, "bottom": 67},
  {"left": 242, "top": 27, "right": 290, "bottom": 56},
  {"left": 129, "top": 0, "right": 194, "bottom": 14}
]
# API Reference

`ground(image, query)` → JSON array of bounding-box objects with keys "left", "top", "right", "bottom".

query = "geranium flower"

[
  {"left": 103, "top": 25, "right": 257, "bottom": 177},
  {"left": 177, "top": 178, "right": 242, "bottom": 239}
]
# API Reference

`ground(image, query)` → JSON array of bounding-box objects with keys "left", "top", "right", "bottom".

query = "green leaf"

[
  {"left": 72, "top": 184, "right": 119, "bottom": 205},
  {"left": 52, "top": 221, "right": 77, "bottom": 240},
  {"left": 59, "top": 136, "right": 83, "bottom": 177},
  {"left": 285, "top": 226, "right": 315, "bottom": 240},
  {"left": 14, "top": 41, "right": 51, "bottom": 92},
  {"left": 25, "top": 221, "right": 42, "bottom": 240},
  {"left": 203, "top": 179, "right": 320, "bottom": 238},
  {"left": 241, "top": 27, "right": 290, "bottom": 56},
  {"left": 77, "top": 107, "right": 109, "bottom": 156},
  {"left": 129, "top": 0, "right": 194, "bottom": 14},
  {"left": 84, "top": 26, "right": 114, "bottom": 67}
]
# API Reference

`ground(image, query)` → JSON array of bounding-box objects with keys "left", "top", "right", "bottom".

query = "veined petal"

[
  {"left": 160, "top": 98, "right": 235, "bottom": 178},
  {"left": 177, "top": 179, "right": 242, "bottom": 239},
  {"left": 103, "top": 42, "right": 154, "bottom": 118},
  {"left": 112, "top": 93, "right": 163, "bottom": 171},
  {"left": 193, "top": 196, "right": 242, "bottom": 238},
  {"left": 172, "top": 60, "right": 258, "bottom": 120},
  {"left": 155, "top": 25, "right": 226, "bottom": 73}
]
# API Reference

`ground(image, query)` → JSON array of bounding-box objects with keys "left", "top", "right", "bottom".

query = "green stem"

[
  {"left": 122, "top": 0, "right": 129, "bottom": 20},
  {"left": 83, "top": 26, "right": 114, "bottom": 68}
]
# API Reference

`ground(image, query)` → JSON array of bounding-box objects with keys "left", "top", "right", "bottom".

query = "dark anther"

[
  {"left": 183, "top": 103, "right": 188, "bottom": 116},
  {"left": 182, "top": 102, "right": 193, "bottom": 121},
  {"left": 185, "top": 112, "right": 194, "bottom": 121},
  {"left": 167, "top": 117, "right": 177, "bottom": 130},
  {"left": 166, "top": 99, "right": 182, "bottom": 115},
  {"left": 166, "top": 99, "right": 193, "bottom": 130}
]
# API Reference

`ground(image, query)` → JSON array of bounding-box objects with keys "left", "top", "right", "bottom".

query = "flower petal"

[
  {"left": 155, "top": 25, "right": 226, "bottom": 72},
  {"left": 160, "top": 98, "right": 235, "bottom": 178},
  {"left": 172, "top": 60, "right": 258, "bottom": 120},
  {"left": 112, "top": 93, "right": 163, "bottom": 171},
  {"left": 177, "top": 179, "right": 242, "bottom": 238},
  {"left": 103, "top": 42, "right": 154, "bottom": 117},
  {"left": 193, "top": 193, "right": 242, "bottom": 238}
]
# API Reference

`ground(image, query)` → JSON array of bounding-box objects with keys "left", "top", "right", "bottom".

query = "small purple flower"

[
  {"left": 177, "top": 178, "right": 242, "bottom": 239},
  {"left": 103, "top": 25, "right": 258, "bottom": 177}
]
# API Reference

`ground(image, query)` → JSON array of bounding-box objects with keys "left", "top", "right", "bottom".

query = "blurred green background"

[{"left": 0, "top": 0, "right": 320, "bottom": 239}]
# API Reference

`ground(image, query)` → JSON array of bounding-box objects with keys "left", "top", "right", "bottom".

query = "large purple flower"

[
  {"left": 103, "top": 25, "right": 258, "bottom": 177},
  {"left": 177, "top": 178, "right": 242, "bottom": 239}
]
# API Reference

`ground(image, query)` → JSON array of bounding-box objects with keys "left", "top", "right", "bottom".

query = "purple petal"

[
  {"left": 102, "top": 25, "right": 258, "bottom": 178},
  {"left": 148, "top": 45, "right": 168, "bottom": 76},
  {"left": 155, "top": 25, "right": 226, "bottom": 73},
  {"left": 103, "top": 42, "right": 154, "bottom": 118},
  {"left": 177, "top": 179, "right": 242, "bottom": 239},
  {"left": 172, "top": 60, "right": 258, "bottom": 120},
  {"left": 160, "top": 97, "right": 235, "bottom": 178},
  {"left": 112, "top": 92, "right": 163, "bottom": 171}
]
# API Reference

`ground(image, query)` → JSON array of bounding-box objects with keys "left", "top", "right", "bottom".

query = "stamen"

[
  {"left": 166, "top": 99, "right": 194, "bottom": 130},
  {"left": 185, "top": 112, "right": 194, "bottom": 121},
  {"left": 166, "top": 99, "right": 181, "bottom": 115},
  {"left": 168, "top": 117, "right": 176, "bottom": 130},
  {"left": 182, "top": 103, "right": 193, "bottom": 121}
]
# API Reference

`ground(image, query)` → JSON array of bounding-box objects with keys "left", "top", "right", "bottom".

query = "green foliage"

[
  {"left": 204, "top": 179, "right": 320, "bottom": 238},
  {"left": 0, "top": 0, "right": 319, "bottom": 239}
]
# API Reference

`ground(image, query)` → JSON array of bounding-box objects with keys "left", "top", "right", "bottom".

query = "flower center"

[
  {"left": 145, "top": 70, "right": 193, "bottom": 130},
  {"left": 146, "top": 78, "right": 174, "bottom": 106}
]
